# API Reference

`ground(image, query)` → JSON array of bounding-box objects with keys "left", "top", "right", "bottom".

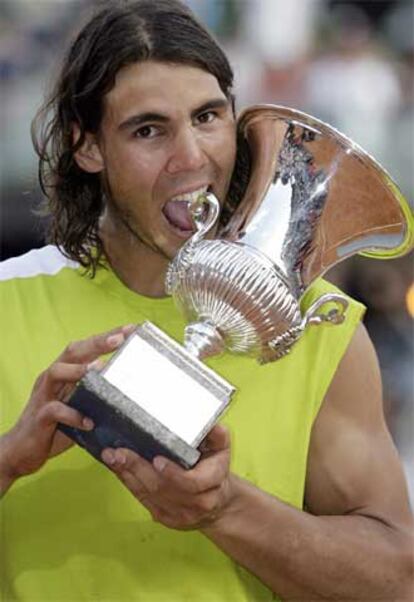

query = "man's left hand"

[{"left": 101, "top": 424, "right": 235, "bottom": 530}]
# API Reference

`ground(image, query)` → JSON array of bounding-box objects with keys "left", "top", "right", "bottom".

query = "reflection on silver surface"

[{"left": 167, "top": 105, "right": 413, "bottom": 363}]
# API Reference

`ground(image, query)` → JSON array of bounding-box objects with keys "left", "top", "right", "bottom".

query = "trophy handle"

[
  {"left": 266, "top": 293, "right": 349, "bottom": 361},
  {"left": 301, "top": 293, "right": 349, "bottom": 327},
  {"left": 165, "top": 193, "right": 220, "bottom": 294},
  {"left": 191, "top": 192, "right": 220, "bottom": 241}
]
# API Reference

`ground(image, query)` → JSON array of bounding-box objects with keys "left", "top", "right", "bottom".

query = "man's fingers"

[
  {"left": 153, "top": 447, "right": 230, "bottom": 495},
  {"left": 101, "top": 426, "right": 231, "bottom": 498},
  {"left": 114, "top": 468, "right": 166, "bottom": 518},
  {"left": 58, "top": 324, "right": 136, "bottom": 364},
  {"left": 32, "top": 363, "right": 89, "bottom": 401},
  {"left": 200, "top": 424, "right": 231, "bottom": 454},
  {"left": 60, "top": 330, "right": 125, "bottom": 364},
  {"left": 116, "top": 468, "right": 149, "bottom": 501},
  {"left": 32, "top": 325, "right": 136, "bottom": 404},
  {"left": 48, "top": 362, "right": 88, "bottom": 384},
  {"left": 38, "top": 400, "right": 94, "bottom": 431},
  {"left": 102, "top": 448, "right": 161, "bottom": 494}
]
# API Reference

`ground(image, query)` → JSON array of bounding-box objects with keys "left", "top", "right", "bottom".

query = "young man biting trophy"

[{"left": 0, "top": 1, "right": 413, "bottom": 600}]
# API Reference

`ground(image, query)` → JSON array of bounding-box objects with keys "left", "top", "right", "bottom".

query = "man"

[{"left": 0, "top": 1, "right": 412, "bottom": 600}]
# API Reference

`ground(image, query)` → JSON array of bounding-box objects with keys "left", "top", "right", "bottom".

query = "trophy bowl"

[{"left": 166, "top": 105, "right": 413, "bottom": 363}]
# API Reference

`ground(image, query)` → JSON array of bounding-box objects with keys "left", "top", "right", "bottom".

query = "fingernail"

[
  {"left": 106, "top": 333, "right": 124, "bottom": 348},
  {"left": 153, "top": 457, "right": 167, "bottom": 472},
  {"left": 87, "top": 359, "right": 104, "bottom": 371},
  {"left": 102, "top": 449, "right": 116, "bottom": 466},
  {"left": 82, "top": 417, "right": 94, "bottom": 430},
  {"left": 114, "top": 450, "right": 126, "bottom": 466}
]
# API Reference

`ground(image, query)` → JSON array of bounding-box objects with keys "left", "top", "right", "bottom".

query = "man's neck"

[{"left": 100, "top": 223, "right": 170, "bottom": 299}]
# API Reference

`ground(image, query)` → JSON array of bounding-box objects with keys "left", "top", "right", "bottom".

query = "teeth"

[{"left": 169, "top": 186, "right": 208, "bottom": 204}]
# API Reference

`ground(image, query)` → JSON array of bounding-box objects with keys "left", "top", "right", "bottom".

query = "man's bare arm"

[
  {"left": 201, "top": 324, "right": 413, "bottom": 600},
  {"left": 103, "top": 324, "right": 413, "bottom": 600}
]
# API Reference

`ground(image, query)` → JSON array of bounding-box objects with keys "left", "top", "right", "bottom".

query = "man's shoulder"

[{"left": 0, "top": 245, "right": 79, "bottom": 283}]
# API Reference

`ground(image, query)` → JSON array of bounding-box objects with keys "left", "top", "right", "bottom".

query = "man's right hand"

[{"left": 0, "top": 324, "right": 135, "bottom": 497}]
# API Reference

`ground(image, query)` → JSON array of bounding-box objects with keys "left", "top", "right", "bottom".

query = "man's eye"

[
  {"left": 197, "top": 111, "right": 216, "bottom": 125},
  {"left": 133, "top": 125, "right": 159, "bottom": 139}
]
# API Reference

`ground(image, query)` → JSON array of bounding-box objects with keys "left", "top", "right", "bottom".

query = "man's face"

[{"left": 90, "top": 60, "right": 237, "bottom": 260}]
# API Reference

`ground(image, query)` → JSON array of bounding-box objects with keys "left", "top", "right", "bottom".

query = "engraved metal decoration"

[{"left": 167, "top": 104, "right": 413, "bottom": 363}]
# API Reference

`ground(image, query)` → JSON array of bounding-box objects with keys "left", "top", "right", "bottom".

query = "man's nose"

[{"left": 166, "top": 128, "right": 208, "bottom": 174}]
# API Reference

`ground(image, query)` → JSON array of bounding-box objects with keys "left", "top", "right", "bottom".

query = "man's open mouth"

[{"left": 162, "top": 186, "right": 210, "bottom": 233}]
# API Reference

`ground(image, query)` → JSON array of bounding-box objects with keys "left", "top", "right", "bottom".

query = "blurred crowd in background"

[{"left": 0, "top": 0, "right": 413, "bottom": 496}]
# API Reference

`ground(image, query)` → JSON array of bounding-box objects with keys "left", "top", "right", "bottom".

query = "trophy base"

[{"left": 59, "top": 322, "right": 235, "bottom": 469}]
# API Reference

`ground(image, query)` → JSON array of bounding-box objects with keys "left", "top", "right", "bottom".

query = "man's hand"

[
  {"left": 101, "top": 424, "right": 235, "bottom": 530},
  {"left": 0, "top": 324, "right": 135, "bottom": 496}
]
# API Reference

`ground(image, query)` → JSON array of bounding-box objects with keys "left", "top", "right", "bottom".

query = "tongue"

[{"left": 163, "top": 201, "right": 194, "bottom": 231}]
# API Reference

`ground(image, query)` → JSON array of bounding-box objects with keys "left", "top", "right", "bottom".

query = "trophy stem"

[{"left": 184, "top": 320, "right": 225, "bottom": 359}]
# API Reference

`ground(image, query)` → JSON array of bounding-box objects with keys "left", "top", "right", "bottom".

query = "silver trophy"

[
  {"left": 167, "top": 105, "right": 413, "bottom": 363},
  {"left": 63, "top": 104, "right": 413, "bottom": 468}
]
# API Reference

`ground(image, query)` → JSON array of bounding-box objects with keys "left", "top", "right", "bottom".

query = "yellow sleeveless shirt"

[{"left": 0, "top": 246, "right": 364, "bottom": 601}]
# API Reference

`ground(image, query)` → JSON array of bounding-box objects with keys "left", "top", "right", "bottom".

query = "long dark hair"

[{"left": 32, "top": 0, "right": 234, "bottom": 274}]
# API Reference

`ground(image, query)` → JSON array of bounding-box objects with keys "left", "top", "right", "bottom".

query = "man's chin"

[{"left": 162, "top": 238, "right": 190, "bottom": 261}]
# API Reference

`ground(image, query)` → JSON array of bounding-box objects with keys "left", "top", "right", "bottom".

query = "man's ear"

[{"left": 73, "top": 125, "right": 104, "bottom": 173}]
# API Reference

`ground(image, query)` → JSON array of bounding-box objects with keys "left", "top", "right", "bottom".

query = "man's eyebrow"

[
  {"left": 190, "top": 98, "right": 230, "bottom": 119},
  {"left": 118, "top": 112, "right": 169, "bottom": 131},
  {"left": 118, "top": 98, "right": 230, "bottom": 131}
]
